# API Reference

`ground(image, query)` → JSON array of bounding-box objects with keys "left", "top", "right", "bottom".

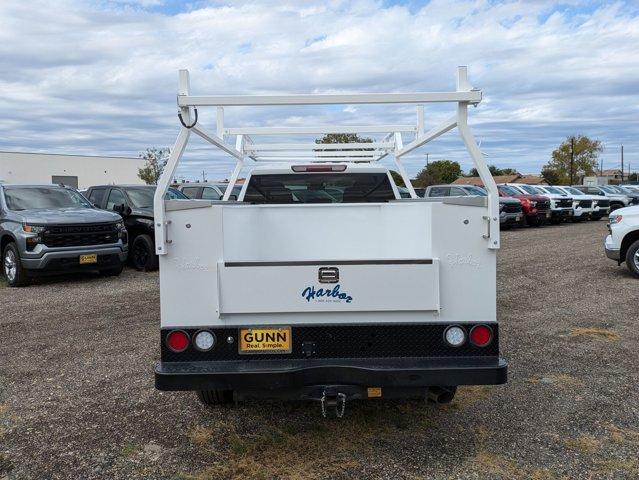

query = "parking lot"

[{"left": 1, "top": 220, "right": 638, "bottom": 480}]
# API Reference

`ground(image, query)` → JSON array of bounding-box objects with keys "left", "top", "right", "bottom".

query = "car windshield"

[
  {"left": 125, "top": 187, "right": 187, "bottom": 207},
  {"left": 463, "top": 186, "right": 487, "bottom": 196},
  {"left": 520, "top": 185, "right": 542, "bottom": 195},
  {"left": 544, "top": 186, "right": 565, "bottom": 195},
  {"left": 498, "top": 185, "right": 520, "bottom": 196},
  {"left": 562, "top": 187, "right": 582, "bottom": 195},
  {"left": 599, "top": 186, "right": 616, "bottom": 194},
  {"left": 3, "top": 187, "right": 92, "bottom": 211},
  {"left": 243, "top": 173, "right": 395, "bottom": 204},
  {"left": 615, "top": 186, "right": 634, "bottom": 194}
]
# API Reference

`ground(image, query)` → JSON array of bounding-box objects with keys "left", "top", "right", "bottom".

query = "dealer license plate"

[
  {"left": 79, "top": 254, "right": 97, "bottom": 265},
  {"left": 239, "top": 327, "right": 292, "bottom": 354}
]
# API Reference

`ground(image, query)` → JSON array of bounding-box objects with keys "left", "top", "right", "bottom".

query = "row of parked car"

[
  {"left": 2, "top": 180, "right": 638, "bottom": 287},
  {"left": 0, "top": 182, "right": 245, "bottom": 287},
  {"left": 406, "top": 183, "right": 639, "bottom": 228}
]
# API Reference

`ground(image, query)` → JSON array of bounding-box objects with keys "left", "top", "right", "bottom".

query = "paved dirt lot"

[{"left": 1, "top": 220, "right": 638, "bottom": 480}]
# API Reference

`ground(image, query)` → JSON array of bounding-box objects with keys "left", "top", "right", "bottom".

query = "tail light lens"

[
  {"left": 470, "top": 325, "right": 493, "bottom": 347},
  {"left": 166, "top": 330, "right": 190, "bottom": 352},
  {"left": 444, "top": 326, "right": 466, "bottom": 347}
]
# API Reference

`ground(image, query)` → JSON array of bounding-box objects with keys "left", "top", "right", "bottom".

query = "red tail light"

[
  {"left": 166, "top": 330, "right": 190, "bottom": 352},
  {"left": 470, "top": 325, "right": 493, "bottom": 347}
]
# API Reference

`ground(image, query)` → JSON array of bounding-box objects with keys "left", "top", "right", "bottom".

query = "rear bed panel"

[{"left": 159, "top": 200, "right": 495, "bottom": 327}]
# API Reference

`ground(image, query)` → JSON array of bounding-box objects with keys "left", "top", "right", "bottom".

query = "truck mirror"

[{"left": 229, "top": 195, "right": 237, "bottom": 201}]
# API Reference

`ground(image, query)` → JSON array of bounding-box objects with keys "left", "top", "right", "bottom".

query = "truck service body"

[{"left": 153, "top": 67, "right": 507, "bottom": 412}]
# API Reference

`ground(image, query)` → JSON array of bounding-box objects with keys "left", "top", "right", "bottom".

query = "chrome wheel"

[{"left": 4, "top": 249, "right": 17, "bottom": 282}]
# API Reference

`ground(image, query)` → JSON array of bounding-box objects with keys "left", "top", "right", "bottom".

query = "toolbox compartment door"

[{"left": 218, "top": 259, "right": 439, "bottom": 314}]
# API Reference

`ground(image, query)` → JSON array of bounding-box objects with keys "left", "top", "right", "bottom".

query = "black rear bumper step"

[{"left": 155, "top": 357, "right": 507, "bottom": 391}]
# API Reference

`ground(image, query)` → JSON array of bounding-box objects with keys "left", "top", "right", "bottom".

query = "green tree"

[
  {"left": 541, "top": 135, "right": 602, "bottom": 185},
  {"left": 413, "top": 160, "right": 461, "bottom": 187},
  {"left": 389, "top": 170, "right": 405, "bottom": 187},
  {"left": 468, "top": 165, "right": 520, "bottom": 177},
  {"left": 315, "top": 133, "right": 373, "bottom": 145},
  {"left": 138, "top": 148, "right": 170, "bottom": 185},
  {"left": 315, "top": 133, "right": 374, "bottom": 158},
  {"left": 628, "top": 172, "right": 638, "bottom": 182}
]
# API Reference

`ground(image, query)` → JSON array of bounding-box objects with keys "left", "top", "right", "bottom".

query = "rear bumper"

[{"left": 155, "top": 357, "right": 508, "bottom": 391}]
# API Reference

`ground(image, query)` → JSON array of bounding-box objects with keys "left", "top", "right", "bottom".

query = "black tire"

[
  {"left": 591, "top": 215, "right": 602, "bottom": 221},
  {"left": 526, "top": 216, "right": 541, "bottom": 227},
  {"left": 131, "top": 234, "right": 158, "bottom": 271},
  {"left": 196, "top": 390, "right": 235, "bottom": 406},
  {"left": 2, "top": 242, "right": 29, "bottom": 287},
  {"left": 99, "top": 263, "right": 124, "bottom": 277},
  {"left": 610, "top": 203, "right": 624, "bottom": 212},
  {"left": 626, "top": 240, "right": 639, "bottom": 278}
]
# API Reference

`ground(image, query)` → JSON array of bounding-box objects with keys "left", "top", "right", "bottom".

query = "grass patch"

[
  {"left": 188, "top": 425, "right": 214, "bottom": 446},
  {"left": 569, "top": 327, "right": 619, "bottom": 341},
  {"left": 594, "top": 458, "right": 639, "bottom": 475},
  {"left": 184, "top": 402, "right": 437, "bottom": 480},
  {"left": 607, "top": 424, "right": 639, "bottom": 445},
  {"left": 121, "top": 442, "right": 139, "bottom": 457},
  {"left": 0, "top": 404, "right": 8, "bottom": 416},
  {"left": 561, "top": 435, "right": 601, "bottom": 453},
  {"left": 0, "top": 276, "right": 6, "bottom": 288}
]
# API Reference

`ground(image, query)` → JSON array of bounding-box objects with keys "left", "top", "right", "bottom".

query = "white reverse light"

[
  {"left": 194, "top": 330, "right": 216, "bottom": 351},
  {"left": 444, "top": 326, "right": 466, "bottom": 347}
]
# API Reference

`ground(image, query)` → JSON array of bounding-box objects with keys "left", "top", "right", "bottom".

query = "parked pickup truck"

[
  {"left": 605, "top": 205, "right": 639, "bottom": 277},
  {"left": 424, "top": 184, "right": 522, "bottom": 227},
  {"left": 153, "top": 68, "right": 506, "bottom": 415},
  {"left": 497, "top": 184, "right": 550, "bottom": 226},
  {"left": 177, "top": 183, "right": 242, "bottom": 201},
  {"left": 557, "top": 186, "right": 609, "bottom": 221},
  {"left": 0, "top": 184, "right": 127, "bottom": 287},
  {"left": 85, "top": 184, "right": 187, "bottom": 271},
  {"left": 573, "top": 185, "right": 635, "bottom": 211},
  {"left": 508, "top": 184, "right": 573, "bottom": 224}
]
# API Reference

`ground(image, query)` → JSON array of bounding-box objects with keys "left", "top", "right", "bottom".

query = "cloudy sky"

[{"left": 1, "top": 0, "right": 638, "bottom": 181}]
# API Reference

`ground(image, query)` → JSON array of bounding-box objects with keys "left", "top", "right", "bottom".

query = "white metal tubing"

[
  {"left": 455, "top": 66, "right": 500, "bottom": 250},
  {"left": 246, "top": 142, "right": 394, "bottom": 151},
  {"left": 250, "top": 157, "right": 377, "bottom": 163},
  {"left": 393, "top": 133, "right": 417, "bottom": 199},
  {"left": 191, "top": 125, "right": 244, "bottom": 160},
  {"left": 395, "top": 114, "right": 457, "bottom": 158},
  {"left": 224, "top": 125, "right": 417, "bottom": 135},
  {"left": 154, "top": 127, "right": 191, "bottom": 254},
  {"left": 254, "top": 150, "right": 385, "bottom": 158},
  {"left": 179, "top": 91, "right": 482, "bottom": 107},
  {"left": 223, "top": 135, "right": 245, "bottom": 201}
]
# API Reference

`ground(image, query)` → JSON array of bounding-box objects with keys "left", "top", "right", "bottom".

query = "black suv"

[{"left": 84, "top": 185, "right": 186, "bottom": 271}]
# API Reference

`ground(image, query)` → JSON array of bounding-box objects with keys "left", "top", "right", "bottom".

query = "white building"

[{"left": 0, "top": 151, "right": 146, "bottom": 189}]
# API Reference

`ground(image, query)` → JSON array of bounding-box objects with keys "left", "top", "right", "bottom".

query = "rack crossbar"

[{"left": 179, "top": 91, "right": 481, "bottom": 107}]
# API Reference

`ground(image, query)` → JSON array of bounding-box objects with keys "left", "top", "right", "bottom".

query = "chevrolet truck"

[{"left": 153, "top": 67, "right": 507, "bottom": 416}]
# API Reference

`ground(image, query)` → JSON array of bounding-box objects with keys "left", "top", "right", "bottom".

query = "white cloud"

[{"left": 0, "top": 0, "right": 638, "bottom": 180}]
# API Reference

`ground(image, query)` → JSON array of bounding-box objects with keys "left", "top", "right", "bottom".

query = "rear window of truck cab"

[{"left": 243, "top": 173, "right": 395, "bottom": 204}]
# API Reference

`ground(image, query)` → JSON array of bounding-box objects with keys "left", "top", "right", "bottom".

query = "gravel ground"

[{"left": 1, "top": 220, "right": 638, "bottom": 480}]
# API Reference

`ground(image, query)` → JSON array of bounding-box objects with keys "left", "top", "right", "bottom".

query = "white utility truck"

[{"left": 154, "top": 67, "right": 506, "bottom": 416}]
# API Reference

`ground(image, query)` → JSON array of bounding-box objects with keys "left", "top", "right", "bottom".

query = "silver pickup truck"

[{"left": 0, "top": 184, "right": 128, "bottom": 286}]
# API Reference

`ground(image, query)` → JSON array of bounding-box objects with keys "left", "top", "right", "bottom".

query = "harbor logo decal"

[{"left": 302, "top": 284, "right": 353, "bottom": 303}]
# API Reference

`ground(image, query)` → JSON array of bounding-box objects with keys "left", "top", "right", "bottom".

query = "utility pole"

[
  {"left": 621, "top": 145, "right": 623, "bottom": 183},
  {"left": 201, "top": 170, "right": 207, "bottom": 182},
  {"left": 426, "top": 153, "right": 429, "bottom": 167},
  {"left": 570, "top": 137, "right": 575, "bottom": 185}
]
